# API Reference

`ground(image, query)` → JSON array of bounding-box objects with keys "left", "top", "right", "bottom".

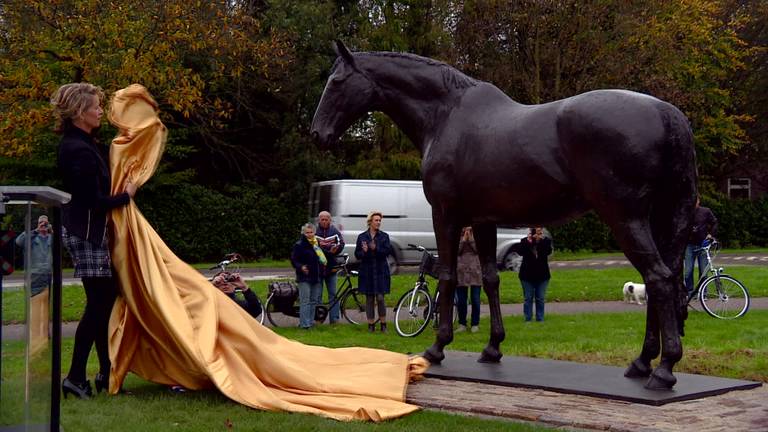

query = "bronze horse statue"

[{"left": 311, "top": 41, "right": 697, "bottom": 390}]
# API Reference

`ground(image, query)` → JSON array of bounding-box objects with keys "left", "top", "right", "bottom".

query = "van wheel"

[
  {"left": 503, "top": 251, "right": 522, "bottom": 272},
  {"left": 387, "top": 253, "right": 399, "bottom": 275}
]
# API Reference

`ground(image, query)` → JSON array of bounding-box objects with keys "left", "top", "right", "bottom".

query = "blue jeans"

[
  {"left": 456, "top": 285, "right": 481, "bottom": 326},
  {"left": 321, "top": 273, "right": 339, "bottom": 322},
  {"left": 298, "top": 281, "right": 322, "bottom": 328},
  {"left": 521, "top": 279, "right": 549, "bottom": 322},
  {"left": 684, "top": 244, "right": 709, "bottom": 296}
]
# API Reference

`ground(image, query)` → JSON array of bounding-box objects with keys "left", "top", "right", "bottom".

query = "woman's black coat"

[{"left": 57, "top": 127, "right": 129, "bottom": 244}]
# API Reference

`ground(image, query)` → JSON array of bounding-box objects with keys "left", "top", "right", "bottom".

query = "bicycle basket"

[{"left": 419, "top": 250, "right": 439, "bottom": 279}]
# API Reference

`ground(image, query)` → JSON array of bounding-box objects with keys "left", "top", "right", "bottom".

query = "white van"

[{"left": 308, "top": 179, "right": 529, "bottom": 273}]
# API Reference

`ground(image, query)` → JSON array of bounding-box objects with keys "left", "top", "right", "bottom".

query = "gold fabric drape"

[{"left": 106, "top": 84, "right": 427, "bottom": 422}]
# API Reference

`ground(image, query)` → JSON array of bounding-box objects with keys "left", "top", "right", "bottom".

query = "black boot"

[
  {"left": 62, "top": 378, "right": 93, "bottom": 400},
  {"left": 368, "top": 323, "right": 376, "bottom": 333},
  {"left": 94, "top": 373, "right": 108, "bottom": 394},
  {"left": 380, "top": 322, "right": 388, "bottom": 333}
]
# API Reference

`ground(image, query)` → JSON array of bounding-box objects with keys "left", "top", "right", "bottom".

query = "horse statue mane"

[{"left": 311, "top": 40, "right": 698, "bottom": 391}]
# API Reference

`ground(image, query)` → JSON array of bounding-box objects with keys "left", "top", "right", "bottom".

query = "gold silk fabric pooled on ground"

[{"left": 106, "top": 84, "right": 427, "bottom": 421}]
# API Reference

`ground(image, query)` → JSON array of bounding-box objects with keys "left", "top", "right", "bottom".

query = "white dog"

[{"left": 623, "top": 281, "right": 647, "bottom": 305}]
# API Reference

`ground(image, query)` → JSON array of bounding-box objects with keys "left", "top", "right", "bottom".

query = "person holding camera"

[
  {"left": 212, "top": 272, "right": 262, "bottom": 320},
  {"left": 15, "top": 215, "right": 53, "bottom": 297},
  {"left": 456, "top": 226, "right": 482, "bottom": 333},
  {"left": 15, "top": 215, "right": 54, "bottom": 355},
  {"left": 510, "top": 227, "right": 553, "bottom": 322}
]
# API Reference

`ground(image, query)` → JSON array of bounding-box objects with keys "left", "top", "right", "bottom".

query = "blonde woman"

[
  {"left": 52, "top": 82, "right": 137, "bottom": 399},
  {"left": 354, "top": 211, "right": 392, "bottom": 332}
]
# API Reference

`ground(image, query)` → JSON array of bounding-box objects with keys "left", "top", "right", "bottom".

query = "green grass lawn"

[
  {"left": 3, "top": 265, "right": 766, "bottom": 323},
  {"left": 2, "top": 309, "right": 765, "bottom": 431}
]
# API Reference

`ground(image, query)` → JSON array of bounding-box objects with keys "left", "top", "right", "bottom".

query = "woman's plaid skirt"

[{"left": 62, "top": 226, "right": 113, "bottom": 278}]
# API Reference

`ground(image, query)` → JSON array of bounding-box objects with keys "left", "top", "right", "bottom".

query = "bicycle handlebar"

[
  {"left": 407, "top": 243, "right": 427, "bottom": 252},
  {"left": 209, "top": 253, "right": 241, "bottom": 270}
]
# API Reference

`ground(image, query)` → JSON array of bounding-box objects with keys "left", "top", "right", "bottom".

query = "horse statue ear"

[{"left": 333, "top": 40, "right": 357, "bottom": 68}]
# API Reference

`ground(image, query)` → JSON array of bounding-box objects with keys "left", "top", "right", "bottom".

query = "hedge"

[
  {"left": 135, "top": 183, "right": 308, "bottom": 262},
  {"left": 550, "top": 196, "right": 768, "bottom": 251}
]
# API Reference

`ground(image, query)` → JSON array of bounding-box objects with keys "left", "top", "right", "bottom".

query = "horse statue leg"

[
  {"left": 613, "top": 218, "right": 685, "bottom": 390},
  {"left": 423, "top": 216, "right": 462, "bottom": 364},
  {"left": 472, "top": 222, "right": 505, "bottom": 362}
]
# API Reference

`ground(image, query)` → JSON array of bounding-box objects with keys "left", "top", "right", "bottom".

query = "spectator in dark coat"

[
  {"left": 355, "top": 211, "right": 391, "bottom": 333},
  {"left": 510, "top": 227, "right": 552, "bottom": 322},
  {"left": 290, "top": 223, "right": 325, "bottom": 329},
  {"left": 684, "top": 196, "right": 718, "bottom": 297},
  {"left": 53, "top": 82, "right": 137, "bottom": 400}
]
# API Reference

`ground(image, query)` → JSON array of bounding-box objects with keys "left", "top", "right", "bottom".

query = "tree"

[
  {"left": 450, "top": 0, "right": 753, "bottom": 191},
  {"left": 0, "top": 0, "right": 292, "bottom": 182}
]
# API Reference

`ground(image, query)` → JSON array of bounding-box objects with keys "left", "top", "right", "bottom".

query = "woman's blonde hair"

[
  {"left": 50, "top": 83, "right": 105, "bottom": 132},
  {"left": 366, "top": 210, "right": 383, "bottom": 226}
]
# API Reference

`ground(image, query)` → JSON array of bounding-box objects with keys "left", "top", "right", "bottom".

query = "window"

[{"left": 728, "top": 178, "right": 751, "bottom": 199}]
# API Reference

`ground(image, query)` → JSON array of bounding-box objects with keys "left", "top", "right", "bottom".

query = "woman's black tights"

[
  {"left": 66, "top": 277, "right": 118, "bottom": 383},
  {"left": 365, "top": 294, "right": 386, "bottom": 322}
]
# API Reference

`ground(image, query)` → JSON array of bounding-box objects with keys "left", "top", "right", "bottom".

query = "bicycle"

[
  {"left": 209, "top": 253, "right": 265, "bottom": 325},
  {"left": 263, "top": 253, "right": 366, "bottom": 327},
  {"left": 687, "top": 239, "right": 750, "bottom": 319},
  {"left": 394, "top": 244, "right": 457, "bottom": 337}
]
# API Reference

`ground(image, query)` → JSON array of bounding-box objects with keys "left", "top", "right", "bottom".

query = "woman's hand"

[
  {"left": 301, "top": 265, "right": 309, "bottom": 274},
  {"left": 125, "top": 181, "right": 137, "bottom": 198}
]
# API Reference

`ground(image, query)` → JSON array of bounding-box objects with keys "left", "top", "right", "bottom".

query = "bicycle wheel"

[
  {"left": 265, "top": 295, "right": 301, "bottom": 327},
  {"left": 433, "top": 291, "right": 459, "bottom": 328},
  {"left": 254, "top": 294, "right": 266, "bottom": 325},
  {"left": 394, "top": 286, "right": 433, "bottom": 337},
  {"left": 341, "top": 289, "right": 366, "bottom": 325},
  {"left": 698, "top": 274, "right": 750, "bottom": 319}
]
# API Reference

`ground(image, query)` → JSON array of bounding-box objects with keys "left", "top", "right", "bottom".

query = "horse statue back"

[{"left": 311, "top": 41, "right": 697, "bottom": 390}]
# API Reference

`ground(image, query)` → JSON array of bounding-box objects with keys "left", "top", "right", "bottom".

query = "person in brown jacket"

[{"left": 456, "top": 227, "right": 482, "bottom": 332}]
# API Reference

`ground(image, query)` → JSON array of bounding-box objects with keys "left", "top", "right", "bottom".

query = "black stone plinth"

[{"left": 424, "top": 351, "right": 762, "bottom": 406}]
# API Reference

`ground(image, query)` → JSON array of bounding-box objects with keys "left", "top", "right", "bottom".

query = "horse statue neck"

[{"left": 358, "top": 52, "right": 478, "bottom": 151}]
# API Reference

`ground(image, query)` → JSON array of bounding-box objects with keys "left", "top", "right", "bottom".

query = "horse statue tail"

[{"left": 654, "top": 102, "right": 697, "bottom": 336}]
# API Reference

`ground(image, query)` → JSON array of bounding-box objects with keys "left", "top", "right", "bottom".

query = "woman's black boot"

[
  {"left": 368, "top": 323, "right": 376, "bottom": 333},
  {"left": 94, "top": 373, "right": 108, "bottom": 394},
  {"left": 62, "top": 378, "right": 93, "bottom": 400},
  {"left": 380, "top": 322, "right": 388, "bottom": 333}
]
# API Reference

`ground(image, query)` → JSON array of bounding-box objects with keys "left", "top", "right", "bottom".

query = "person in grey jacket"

[{"left": 15, "top": 215, "right": 53, "bottom": 297}]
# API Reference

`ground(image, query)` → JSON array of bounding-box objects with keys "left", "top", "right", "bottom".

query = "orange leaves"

[{"left": 1, "top": 0, "right": 294, "bottom": 158}]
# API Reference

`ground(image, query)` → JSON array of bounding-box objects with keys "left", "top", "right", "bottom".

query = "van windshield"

[{"left": 309, "top": 184, "right": 333, "bottom": 217}]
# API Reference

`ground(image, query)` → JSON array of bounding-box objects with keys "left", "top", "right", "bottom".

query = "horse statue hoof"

[
  {"left": 645, "top": 368, "right": 677, "bottom": 390},
  {"left": 624, "top": 358, "right": 652, "bottom": 378},
  {"left": 423, "top": 346, "right": 445, "bottom": 364},
  {"left": 477, "top": 346, "right": 502, "bottom": 363}
]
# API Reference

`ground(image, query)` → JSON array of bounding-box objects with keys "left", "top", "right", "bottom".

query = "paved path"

[
  {"left": 406, "top": 376, "right": 768, "bottom": 432},
  {"left": 3, "top": 253, "right": 767, "bottom": 289}
]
